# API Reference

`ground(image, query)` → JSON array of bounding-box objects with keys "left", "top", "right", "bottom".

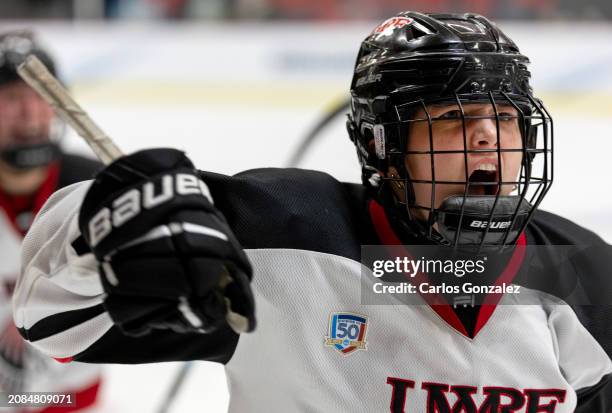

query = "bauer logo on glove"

[{"left": 87, "top": 172, "right": 213, "bottom": 247}]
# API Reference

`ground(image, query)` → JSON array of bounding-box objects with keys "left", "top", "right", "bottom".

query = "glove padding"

[{"left": 78, "top": 148, "right": 255, "bottom": 336}]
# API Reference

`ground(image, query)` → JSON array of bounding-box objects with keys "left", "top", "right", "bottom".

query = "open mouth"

[{"left": 467, "top": 163, "right": 499, "bottom": 196}]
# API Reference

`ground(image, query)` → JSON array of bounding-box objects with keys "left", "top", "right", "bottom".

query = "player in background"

[
  {"left": 0, "top": 31, "right": 103, "bottom": 411},
  {"left": 11, "top": 13, "right": 612, "bottom": 412}
]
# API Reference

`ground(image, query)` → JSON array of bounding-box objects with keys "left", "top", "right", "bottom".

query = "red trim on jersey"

[
  {"left": 32, "top": 162, "right": 60, "bottom": 216},
  {"left": 368, "top": 200, "right": 526, "bottom": 338},
  {"left": 53, "top": 356, "right": 74, "bottom": 363},
  {"left": 0, "top": 162, "right": 60, "bottom": 237},
  {"left": 473, "top": 233, "right": 526, "bottom": 336},
  {"left": 368, "top": 200, "right": 468, "bottom": 335},
  {"left": 37, "top": 378, "right": 101, "bottom": 413}
]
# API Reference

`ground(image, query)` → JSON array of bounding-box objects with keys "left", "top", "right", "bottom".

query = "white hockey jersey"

[{"left": 12, "top": 168, "right": 612, "bottom": 413}]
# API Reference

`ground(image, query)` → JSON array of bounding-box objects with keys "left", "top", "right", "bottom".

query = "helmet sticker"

[{"left": 372, "top": 17, "right": 414, "bottom": 36}]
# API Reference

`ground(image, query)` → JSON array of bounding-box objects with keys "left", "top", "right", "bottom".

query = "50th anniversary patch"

[{"left": 325, "top": 312, "right": 368, "bottom": 356}]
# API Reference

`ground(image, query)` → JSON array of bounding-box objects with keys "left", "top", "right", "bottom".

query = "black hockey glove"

[{"left": 78, "top": 148, "right": 255, "bottom": 337}]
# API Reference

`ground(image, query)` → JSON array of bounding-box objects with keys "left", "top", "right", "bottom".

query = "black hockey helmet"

[
  {"left": 0, "top": 30, "right": 61, "bottom": 169},
  {"left": 347, "top": 12, "right": 553, "bottom": 250},
  {"left": 0, "top": 30, "right": 57, "bottom": 86}
]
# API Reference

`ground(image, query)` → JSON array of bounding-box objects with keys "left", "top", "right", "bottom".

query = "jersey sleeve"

[
  {"left": 12, "top": 180, "right": 238, "bottom": 364},
  {"left": 528, "top": 210, "right": 612, "bottom": 411},
  {"left": 12, "top": 167, "right": 364, "bottom": 364},
  {"left": 545, "top": 299, "right": 612, "bottom": 411}
]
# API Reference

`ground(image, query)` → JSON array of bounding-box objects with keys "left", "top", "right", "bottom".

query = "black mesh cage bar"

[
  {"left": 382, "top": 92, "right": 553, "bottom": 249},
  {"left": 477, "top": 91, "right": 505, "bottom": 251}
]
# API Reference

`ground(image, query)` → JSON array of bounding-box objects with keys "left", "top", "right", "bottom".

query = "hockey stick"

[
  {"left": 17, "top": 55, "right": 122, "bottom": 164},
  {"left": 17, "top": 55, "right": 248, "bottom": 334},
  {"left": 285, "top": 95, "right": 350, "bottom": 168},
  {"left": 155, "top": 362, "right": 194, "bottom": 413}
]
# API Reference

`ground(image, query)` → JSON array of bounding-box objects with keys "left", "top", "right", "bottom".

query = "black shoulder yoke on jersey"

[
  {"left": 200, "top": 168, "right": 378, "bottom": 260},
  {"left": 525, "top": 210, "right": 610, "bottom": 306},
  {"left": 57, "top": 152, "right": 102, "bottom": 189},
  {"left": 526, "top": 210, "right": 612, "bottom": 353}
]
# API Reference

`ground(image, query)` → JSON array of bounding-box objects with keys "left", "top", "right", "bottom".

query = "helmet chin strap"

[
  {"left": 383, "top": 181, "right": 531, "bottom": 250},
  {"left": 435, "top": 195, "right": 531, "bottom": 249},
  {"left": 0, "top": 142, "right": 60, "bottom": 170},
  {"left": 379, "top": 183, "right": 445, "bottom": 246}
]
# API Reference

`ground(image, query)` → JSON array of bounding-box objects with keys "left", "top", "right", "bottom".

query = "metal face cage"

[{"left": 371, "top": 91, "right": 553, "bottom": 251}]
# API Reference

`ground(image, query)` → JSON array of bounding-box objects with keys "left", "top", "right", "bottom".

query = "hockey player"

[
  {"left": 0, "top": 31, "right": 103, "bottom": 411},
  {"left": 11, "top": 13, "right": 612, "bottom": 412}
]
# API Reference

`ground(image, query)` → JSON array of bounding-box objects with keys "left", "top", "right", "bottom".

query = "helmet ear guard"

[
  {"left": 346, "top": 103, "right": 391, "bottom": 188},
  {"left": 346, "top": 115, "right": 379, "bottom": 187}
]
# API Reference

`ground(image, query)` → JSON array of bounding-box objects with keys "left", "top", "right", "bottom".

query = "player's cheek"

[
  {"left": 37, "top": 100, "right": 55, "bottom": 124},
  {"left": 434, "top": 150, "right": 466, "bottom": 178},
  {"left": 0, "top": 119, "right": 18, "bottom": 146},
  {"left": 404, "top": 153, "right": 431, "bottom": 180},
  {"left": 433, "top": 154, "right": 465, "bottom": 203},
  {"left": 500, "top": 123, "right": 522, "bottom": 149},
  {"left": 502, "top": 152, "right": 522, "bottom": 186},
  {"left": 431, "top": 119, "right": 461, "bottom": 138}
]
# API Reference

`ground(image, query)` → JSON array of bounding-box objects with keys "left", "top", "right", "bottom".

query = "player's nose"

[{"left": 467, "top": 116, "right": 498, "bottom": 151}]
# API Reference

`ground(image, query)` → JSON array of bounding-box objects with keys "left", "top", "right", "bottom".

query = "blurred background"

[{"left": 1, "top": 1, "right": 611, "bottom": 412}]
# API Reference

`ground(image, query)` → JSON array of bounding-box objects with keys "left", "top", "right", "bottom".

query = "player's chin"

[
  {"left": 427, "top": 186, "right": 465, "bottom": 211},
  {"left": 499, "top": 182, "right": 518, "bottom": 195},
  {"left": 434, "top": 184, "right": 501, "bottom": 208}
]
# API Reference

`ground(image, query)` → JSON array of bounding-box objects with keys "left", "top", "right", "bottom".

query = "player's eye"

[
  {"left": 498, "top": 112, "right": 516, "bottom": 121},
  {"left": 437, "top": 109, "right": 462, "bottom": 120}
]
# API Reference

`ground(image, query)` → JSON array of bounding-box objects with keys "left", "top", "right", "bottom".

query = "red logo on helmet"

[{"left": 373, "top": 17, "right": 414, "bottom": 35}]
